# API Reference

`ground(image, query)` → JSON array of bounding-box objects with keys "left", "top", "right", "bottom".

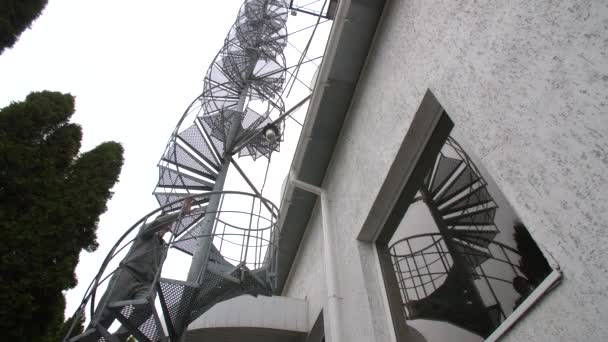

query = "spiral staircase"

[
  {"left": 390, "top": 137, "right": 523, "bottom": 338},
  {"left": 65, "top": 0, "right": 331, "bottom": 340},
  {"left": 65, "top": 1, "right": 297, "bottom": 340},
  {"left": 66, "top": 190, "right": 278, "bottom": 342}
]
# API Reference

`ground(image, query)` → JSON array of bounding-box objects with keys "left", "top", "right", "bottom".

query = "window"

[{"left": 360, "top": 90, "right": 561, "bottom": 341}]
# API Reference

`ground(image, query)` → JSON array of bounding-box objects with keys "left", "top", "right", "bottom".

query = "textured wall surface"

[
  {"left": 282, "top": 207, "right": 327, "bottom": 330},
  {"left": 283, "top": 0, "right": 607, "bottom": 341},
  {"left": 364, "top": 1, "right": 608, "bottom": 341}
]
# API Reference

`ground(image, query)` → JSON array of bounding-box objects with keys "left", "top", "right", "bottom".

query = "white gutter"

[
  {"left": 290, "top": 175, "right": 342, "bottom": 342},
  {"left": 275, "top": 0, "right": 388, "bottom": 292},
  {"left": 288, "top": 0, "right": 351, "bottom": 176}
]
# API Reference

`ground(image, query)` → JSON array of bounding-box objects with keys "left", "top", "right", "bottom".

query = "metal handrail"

[
  {"left": 65, "top": 190, "right": 279, "bottom": 339},
  {"left": 389, "top": 232, "right": 520, "bottom": 257}
]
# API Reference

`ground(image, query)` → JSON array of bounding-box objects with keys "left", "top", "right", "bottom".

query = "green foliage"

[
  {"left": 0, "top": 91, "right": 124, "bottom": 341},
  {"left": 40, "top": 297, "right": 85, "bottom": 342},
  {"left": 0, "top": 0, "right": 48, "bottom": 54}
]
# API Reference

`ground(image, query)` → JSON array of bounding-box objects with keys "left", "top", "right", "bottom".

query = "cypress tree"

[
  {"left": 0, "top": 91, "right": 124, "bottom": 341},
  {"left": 0, "top": 0, "right": 49, "bottom": 54}
]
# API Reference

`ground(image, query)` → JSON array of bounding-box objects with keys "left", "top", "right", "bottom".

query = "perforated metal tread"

[
  {"left": 176, "top": 124, "right": 222, "bottom": 170},
  {"left": 189, "top": 266, "right": 272, "bottom": 321},
  {"left": 157, "top": 278, "right": 200, "bottom": 339},
  {"left": 108, "top": 298, "right": 166, "bottom": 342},
  {"left": 156, "top": 268, "right": 272, "bottom": 337}
]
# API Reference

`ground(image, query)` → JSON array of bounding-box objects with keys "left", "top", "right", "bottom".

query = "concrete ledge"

[{"left": 186, "top": 295, "right": 308, "bottom": 341}]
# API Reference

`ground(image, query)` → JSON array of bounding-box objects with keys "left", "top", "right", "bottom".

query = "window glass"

[{"left": 387, "top": 133, "right": 554, "bottom": 341}]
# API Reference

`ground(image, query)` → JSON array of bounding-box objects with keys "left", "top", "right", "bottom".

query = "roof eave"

[{"left": 276, "top": 0, "right": 388, "bottom": 293}]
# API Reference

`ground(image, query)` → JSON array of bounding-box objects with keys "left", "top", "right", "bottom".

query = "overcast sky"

[{"left": 0, "top": 0, "right": 330, "bottom": 318}]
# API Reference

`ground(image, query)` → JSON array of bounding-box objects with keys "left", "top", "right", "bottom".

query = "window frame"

[{"left": 358, "top": 89, "right": 561, "bottom": 342}]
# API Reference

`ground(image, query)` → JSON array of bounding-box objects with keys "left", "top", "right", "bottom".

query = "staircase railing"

[
  {"left": 389, "top": 233, "right": 523, "bottom": 326},
  {"left": 64, "top": 191, "right": 279, "bottom": 342}
]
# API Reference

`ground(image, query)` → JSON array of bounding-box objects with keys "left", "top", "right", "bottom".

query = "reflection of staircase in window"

[{"left": 390, "top": 138, "right": 523, "bottom": 338}]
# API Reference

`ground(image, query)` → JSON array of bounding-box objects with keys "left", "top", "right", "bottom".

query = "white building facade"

[{"left": 187, "top": 0, "right": 608, "bottom": 341}]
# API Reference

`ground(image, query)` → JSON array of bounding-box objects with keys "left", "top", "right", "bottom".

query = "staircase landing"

[{"left": 185, "top": 295, "right": 308, "bottom": 342}]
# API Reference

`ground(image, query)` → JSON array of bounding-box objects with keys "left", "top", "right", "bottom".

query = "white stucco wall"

[
  {"left": 282, "top": 0, "right": 607, "bottom": 341},
  {"left": 369, "top": 1, "right": 607, "bottom": 341},
  {"left": 282, "top": 206, "right": 327, "bottom": 330},
  {"left": 285, "top": 0, "right": 607, "bottom": 341}
]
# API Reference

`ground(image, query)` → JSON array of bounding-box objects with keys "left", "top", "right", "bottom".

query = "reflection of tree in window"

[{"left": 512, "top": 222, "right": 551, "bottom": 308}]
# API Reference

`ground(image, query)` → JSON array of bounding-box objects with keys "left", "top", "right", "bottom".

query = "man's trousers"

[{"left": 92, "top": 267, "right": 153, "bottom": 340}]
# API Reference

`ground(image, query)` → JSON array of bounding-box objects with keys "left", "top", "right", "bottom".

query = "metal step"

[
  {"left": 206, "top": 262, "right": 242, "bottom": 283},
  {"left": 107, "top": 298, "right": 166, "bottom": 342},
  {"left": 157, "top": 278, "right": 200, "bottom": 339},
  {"left": 197, "top": 117, "right": 227, "bottom": 159},
  {"left": 450, "top": 229, "right": 499, "bottom": 249},
  {"left": 157, "top": 164, "right": 215, "bottom": 190},
  {"left": 153, "top": 192, "right": 194, "bottom": 212},
  {"left": 170, "top": 208, "right": 206, "bottom": 238},
  {"left": 191, "top": 269, "right": 243, "bottom": 318},
  {"left": 190, "top": 266, "right": 272, "bottom": 321},
  {"left": 176, "top": 123, "right": 222, "bottom": 171},
  {"left": 172, "top": 226, "right": 225, "bottom": 258},
  {"left": 444, "top": 207, "right": 496, "bottom": 227},
  {"left": 436, "top": 166, "right": 480, "bottom": 206},
  {"left": 162, "top": 141, "right": 219, "bottom": 180},
  {"left": 428, "top": 153, "right": 463, "bottom": 196},
  {"left": 157, "top": 265, "right": 269, "bottom": 339},
  {"left": 171, "top": 224, "right": 201, "bottom": 256},
  {"left": 439, "top": 186, "right": 494, "bottom": 216}
]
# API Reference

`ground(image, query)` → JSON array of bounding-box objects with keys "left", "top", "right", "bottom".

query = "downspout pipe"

[{"left": 290, "top": 175, "right": 342, "bottom": 342}]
